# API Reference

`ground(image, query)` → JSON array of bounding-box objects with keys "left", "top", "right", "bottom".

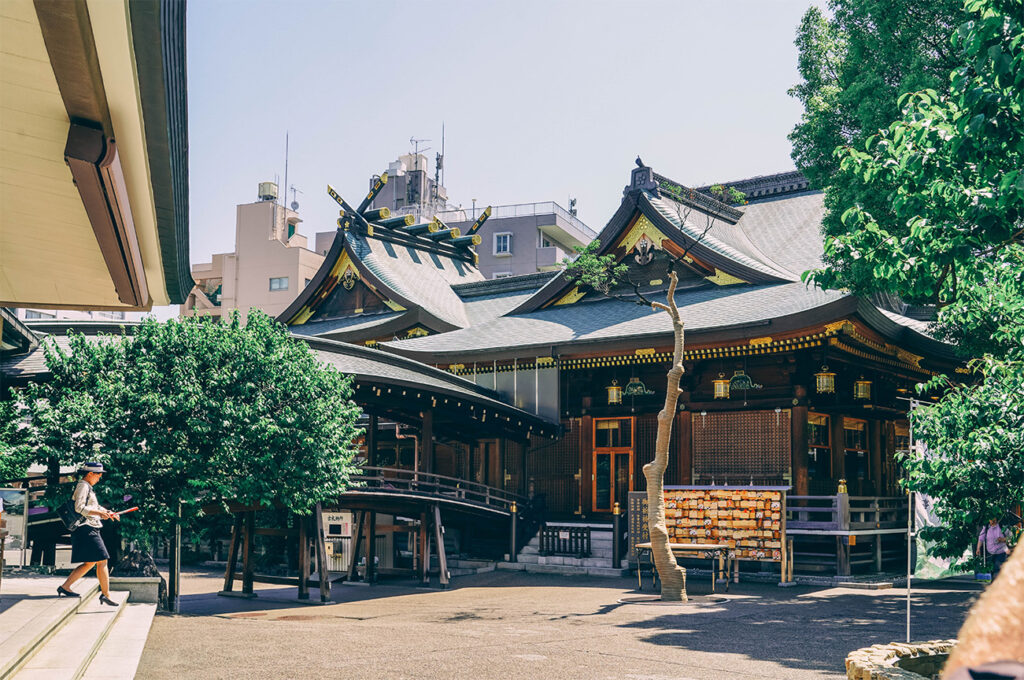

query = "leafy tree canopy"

[
  {"left": 798, "top": 0, "right": 1023, "bottom": 565},
  {"left": 0, "top": 311, "right": 362, "bottom": 543}
]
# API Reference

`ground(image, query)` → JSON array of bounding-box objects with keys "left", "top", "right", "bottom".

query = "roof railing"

[{"left": 435, "top": 202, "right": 597, "bottom": 239}]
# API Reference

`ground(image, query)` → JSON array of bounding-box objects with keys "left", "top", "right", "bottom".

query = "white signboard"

[
  {"left": 322, "top": 510, "right": 353, "bottom": 538},
  {"left": 0, "top": 488, "right": 30, "bottom": 567}
]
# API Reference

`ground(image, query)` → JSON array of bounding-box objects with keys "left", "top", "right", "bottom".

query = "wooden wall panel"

[{"left": 691, "top": 409, "right": 791, "bottom": 484}]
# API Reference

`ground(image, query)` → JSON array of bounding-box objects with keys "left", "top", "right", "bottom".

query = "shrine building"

[{"left": 280, "top": 162, "right": 960, "bottom": 527}]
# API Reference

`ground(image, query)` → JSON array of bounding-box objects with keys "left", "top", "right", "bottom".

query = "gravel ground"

[{"left": 135, "top": 567, "right": 979, "bottom": 680}]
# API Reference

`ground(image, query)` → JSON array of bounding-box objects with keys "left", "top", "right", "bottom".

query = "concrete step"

[
  {"left": 81, "top": 603, "right": 157, "bottom": 680},
  {"left": 13, "top": 590, "right": 129, "bottom": 680},
  {"left": 0, "top": 578, "right": 100, "bottom": 678},
  {"left": 498, "top": 562, "right": 630, "bottom": 579},
  {"left": 516, "top": 554, "right": 539, "bottom": 564},
  {"left": 447, "top": 559, "right": 493, "bottom": 569}
]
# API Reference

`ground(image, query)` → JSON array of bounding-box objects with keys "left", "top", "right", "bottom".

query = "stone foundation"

[{"left": 846, "top": 640, "right": 956, "bottom": 679}]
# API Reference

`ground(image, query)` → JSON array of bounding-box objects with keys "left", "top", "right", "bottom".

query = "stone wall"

[{"left": 846, "top": 640, "right": 957, "bottom": 680}]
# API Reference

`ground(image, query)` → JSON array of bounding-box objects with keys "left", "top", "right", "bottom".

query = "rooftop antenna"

[
  {"left": 433, "top": 123, "right": 444, "bottom": 205},
  {"left": 282, "top": 132, "right": 289, "bottom": 208},
  {"left": 289, "top": 185, "right": 302, "bottom": 211},
  {"left": 409, "top": 136, "right": 431, "bottom": 170}
]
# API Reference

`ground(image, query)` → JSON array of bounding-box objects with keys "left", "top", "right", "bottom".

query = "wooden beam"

[
  {"left": 365, "top": 511, "right": 377, "bottom": 584},
  {"left": 222, "top": 514, "right": 243, "bottom": 593},
  {"left": 791, "top": 400, "right": 809, "bottom": 496},
  {"left": 242, "top": 511, "right": 255, "bottom": 595},
  {"left": 676, "top": 411, "right": 693, "bottom": 485},
  {"left": 297, "top": 514, "right": 309, "bottom": 600},
  {"left": 433, "top": 505, "right": 449, "bottom": 588},
  {"left": 870, "top": 420, "right": 883, "bottom": 496},
  {"left": 367, "top": 414, "right": 378, "bottom": 466},
  {"left": 422, "top": 409, "right": 434, "bottom": 474},
  {"left": 348, "top": 510, "right": 366, "bottom": 583},
  {"left": 314, "top": 503, "right": 331, "bottom": 602},
  {"left": 419, "top": 512, "right": 429, "bottom": 585}
]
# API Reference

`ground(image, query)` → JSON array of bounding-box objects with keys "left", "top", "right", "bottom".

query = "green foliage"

[
  {"left": 0, "top": 311, "right": 362, "bottom": 544},
  {"left": 709, "top": 184, "right": 747, "bottom": 206},
  {"left": 562, "top": 241, "right": 629, "bottom": 297},
  {"left": 901, "top": 356, "right": 1024, "bottom": 566},
  {"left": 797, "top": 0, "right": 1024, "bottom": 562}
]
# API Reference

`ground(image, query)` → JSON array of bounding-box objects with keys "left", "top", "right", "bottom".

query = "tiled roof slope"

[
  {"left": 732, "top": 191, "right": 826, "bottom": 278},
  {"left": 386, "top": 282, "right": 848, "bottom": 357}
]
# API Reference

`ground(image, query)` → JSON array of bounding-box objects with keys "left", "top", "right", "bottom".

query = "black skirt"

[{"left": 71, "top": 525, "right": 110, "bottom": 563}]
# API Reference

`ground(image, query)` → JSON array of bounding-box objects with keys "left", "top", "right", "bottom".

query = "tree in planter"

[
  {"left": 801, "top": 0, "right": 1024, "bottom": 565},
  {"left": 562, "top": 186, "right": 742, "bottom": 601},
  {"left": 0, "top": 311, "right": 362, "bottom": 576}
]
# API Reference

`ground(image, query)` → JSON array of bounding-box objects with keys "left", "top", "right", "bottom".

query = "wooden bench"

[{"left": 634, "top": 541, "right": 732, "bottom": 593}]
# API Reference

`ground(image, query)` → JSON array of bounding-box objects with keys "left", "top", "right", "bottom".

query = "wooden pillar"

[
  {"left": 870, "top": 420, "right": 883, "bottom": 496},
  {"left": 297, "top": 514, "right": 309, "bottom": 599},
  {"left": 579, "top": 415, "right": 593, "bottom": 516},
  {"left": 422, "top": 409, "right": 434, "bottom": 474},
  {"left": 222, "top": 513, "right": 243, "bottom": 593},
  {"left": 474, "top": 442, "right": 486, "bottom": 484},
  {"left": 830, "top": 414, "right": 845, "bottom": 485},
  {"left": 419, "top": 512, "right": 429, "bottom": 585},
  {"left": 365, "top": 511, "right": 377, "bottom": 583},
  {"left": 676, "top": 411, "right": 692, "bottom": 485},
  {"left": 241, "top": 511, "right": 255, "bottom": 595},
  {"left": 367, "top": 414, "right": 378, "bottom": 467},
  {"left": 347, "top": 510, "right": 366, "bottom": 582},
  {"left": 791, "top": 399, "right": 809, "bottom": 496},
  {"left": 313, "top": 503, "right": 331, "bottom": 602},
  {"left": 520, "top": 440, "right": 529, "bottom": 496}
]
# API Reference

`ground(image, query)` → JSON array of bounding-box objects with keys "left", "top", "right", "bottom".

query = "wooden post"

[
  {"left": 169, "top": 501, "right": 182, "bottom": 613},
  {"left": 837, "top": 536, "right": 851, "bottom": 577},
  {"left": 791, "top": 401, "right": 809, "bottom": 496},
  {"left": 677, "top": 412, "right": 693, "bottom": 485},
  {"left": 874, "top": 534, "right": 883, "bottom": 573},
  {"left": 242, "top": 510, "right": 255, "bottom": 595},
  {"left": 580, "top": 415, "right": 593, "bottom": 515},
  {"left": 419, "top": 512, "right": 429, "bottom": 585},
  {"left": 347, "top": 510, "right": 366, "bottom": 582},
  {"left": 365, "top": 511, "right": 377, "bottom": 584},
  {"left": 433, "top": 504, "right": 449, "bottom": 588},
  {"left": 831, "top": 415, "right": 845, "bottom": 488},
  {"left": 367, "top": 414, "right": 378, "bottom": 467},
  {"left": 509, "top": 501, "right": 518, "bottom": 562},
  {"left": 314, "top": 503, "right": 331, "bottom": 602},
  {"left": 297, "top": 514, "right": 309, "bottom": 599},
  {"left": 422, "top": 409, "right": 434, "bottom": 474},
  {"left": 222, "top": 513, "right": 243, "bottom": 593},
  {"left": 870, "top": 420, "right": 883, "bottom": 496}
]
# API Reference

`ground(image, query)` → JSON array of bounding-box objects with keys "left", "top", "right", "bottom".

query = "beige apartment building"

[{"left": 183, "top": 183, "right": 330, "bottom": 321}]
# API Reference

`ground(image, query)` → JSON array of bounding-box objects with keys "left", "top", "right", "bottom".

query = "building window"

[
  {"left": 538, "top": 229, "right": 551, "bottom": 248},
  {"left": 807, "top": 412, "right": 831, "bottom": 480},
  {"left": 304, "top": 278, "right": 312, "bottom": 288},
  {"left": 287, "top": 222, "right": 296, "bottom": 239},
  {"left": 494, "top": 232, "right": 512, "bottom": 256},
  {"left": 24, "top": 310, "right": 56, "bottom": 320},
  {"left": 493, "top": 272, "right": 512, "bottom": 279},
  {"left": 269, "top": 277, "right": 289, "bottom": 291},
  {"left": 843, "top": 418, "right": 869, "bottom": 490}
]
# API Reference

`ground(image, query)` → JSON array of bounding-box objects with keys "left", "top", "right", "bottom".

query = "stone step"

[
  {"left": 496, "top": 562, "right": 630, "bottom": 579},
  {"left": 519, "top": 545, "right": 540, "bottom": 555},
  {"left": 447, "top": 559, "right": 493, "bottom": 569},
  {"left": 0, "top": 579, "right": 100, "bottom": 678},
  {"left": 516, "top": 554, "right": 539, "bottom": 564},
  {"left": 80, "top": 603, "right": 157, "bottom": 680},
  {"left": 13, "top": 590, "right": 129, "bottom": 680}
]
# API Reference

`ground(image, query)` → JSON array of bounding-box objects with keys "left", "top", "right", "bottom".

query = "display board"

[
  {"left": 628, "top": 485, "right": 789, "bottom": 563},
  {"left": 0, "top": 488, "right": 29, "bottom": 567}
]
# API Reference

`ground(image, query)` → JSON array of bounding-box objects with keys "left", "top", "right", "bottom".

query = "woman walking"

[{"left": 57, "top": 462, "right": 120, "bottom": 606}]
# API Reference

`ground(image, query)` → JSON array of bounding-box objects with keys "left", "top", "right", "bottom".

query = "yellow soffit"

[
  {"left": 620, "top": 214, "right": 669, "bottom": 254},
  {"left": 553, "top": 286, "right": 586, "bottom": 306},
  {"left": 706, "top": 268, "right": 747, "bottom": 286},
  {"left": 88, "top": 0, "right": 166, "bottom": 306}
]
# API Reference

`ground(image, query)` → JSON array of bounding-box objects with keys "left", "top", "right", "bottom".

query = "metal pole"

[
  {"left": 906, "top": 397, "right": 918, "bottom": 644},
  {"left": 612, "top": 502, "right": 622, "bottom": 568},
  {"left": 509, "top": 502, "right": 518, "bottom": 562}
]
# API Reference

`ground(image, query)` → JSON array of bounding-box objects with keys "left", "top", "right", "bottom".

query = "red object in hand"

[{"left": 114, "top": 507, "right": 139, "bottom": 515}]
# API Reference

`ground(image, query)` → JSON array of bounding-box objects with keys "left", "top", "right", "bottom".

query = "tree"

[
  {"left": 789, "top": 0, "right": 966, "bottom": 295},
  {"left": 802, "top": 0, "right": 1024, "bottom": 564},
  {"left": 563, "top": 188, "right": 738, "bottom": 601},
  {"left": 0, "top": 311, "right": 362, "bottom": 548}
]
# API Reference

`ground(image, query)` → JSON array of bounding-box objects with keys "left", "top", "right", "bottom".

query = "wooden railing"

[
  {"left": 539, "top": 525, "right": 591, "bottom": 557},
  {"left": 347, "top": 466, "right": 528, "bottom": 515},
  {"left": 788, "top": 494, "right": 908, "bottom": 532}
]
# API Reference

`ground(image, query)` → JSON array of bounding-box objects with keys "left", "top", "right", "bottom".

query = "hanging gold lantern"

[
  {"left": 815, "top": 365, "right": 836, "bottom": 394},
  {"left": 606, "top": 379, "right": 623, "bottom": 405},
  {"left": 854, "top": 376, "right": 872, "bottom": 400},
  {"left": 713, "top": 373, "right": 730, "bottom": 400}
]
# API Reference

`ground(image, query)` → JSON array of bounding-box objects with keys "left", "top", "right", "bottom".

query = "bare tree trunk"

[{"left": 644, "top": 271, "right": 688, "bottom": 601}]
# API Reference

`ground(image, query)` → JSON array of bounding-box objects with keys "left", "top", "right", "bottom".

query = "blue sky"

[{"left": 186, "top": 0, "right": 816, "bottom": 267}]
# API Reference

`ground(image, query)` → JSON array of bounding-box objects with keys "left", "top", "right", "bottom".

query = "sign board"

[
  {"left": 321, "top": 510, "right": 353, "bottom": 538},
  {"left": 0, "top": 488, "right": 30, "bottom": 567},
  {"left": 629, "top": 486, "right": 789, "bottom": 563}
]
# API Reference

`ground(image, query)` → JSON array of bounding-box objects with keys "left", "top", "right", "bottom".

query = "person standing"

[
  {"left": 977, "top": 516, "right": 1010, "bottom": 579},
  {"left": 57, "top": 462, "right": 120, "bottom": 605}
]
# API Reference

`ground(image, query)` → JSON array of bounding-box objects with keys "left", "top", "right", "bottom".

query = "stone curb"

[{"left": 845, "top": 639, "right": 956, "bottom": 680}]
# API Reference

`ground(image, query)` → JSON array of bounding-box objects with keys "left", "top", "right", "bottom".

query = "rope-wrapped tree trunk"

[{"left": 644, "top": 271, "right": 687, "bottom": 601}]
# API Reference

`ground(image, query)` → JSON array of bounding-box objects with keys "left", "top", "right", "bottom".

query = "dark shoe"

[
  {"left": 99, "top": 595, "right": 119, "bottom": 607},
  {"left": 57, "top": 586, "right": 80, "bottom": 598}
]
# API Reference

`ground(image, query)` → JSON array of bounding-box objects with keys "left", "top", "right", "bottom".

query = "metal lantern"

[
  {"left": 713, "top": 373, "right": 730, "bottom": 400},
  {"left": 854, "top": 376, "right": 872, "bottom": 400},
  {"left": 606, "top": 379, "right": 623, "bottom": 405},
  {"left": 815, "top": 365, "right": 836, "bottom": 394}
]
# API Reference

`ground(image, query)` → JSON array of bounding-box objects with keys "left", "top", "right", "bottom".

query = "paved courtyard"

[{"left": 135, "top": 568, "right": 979, "bottom": 679}]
